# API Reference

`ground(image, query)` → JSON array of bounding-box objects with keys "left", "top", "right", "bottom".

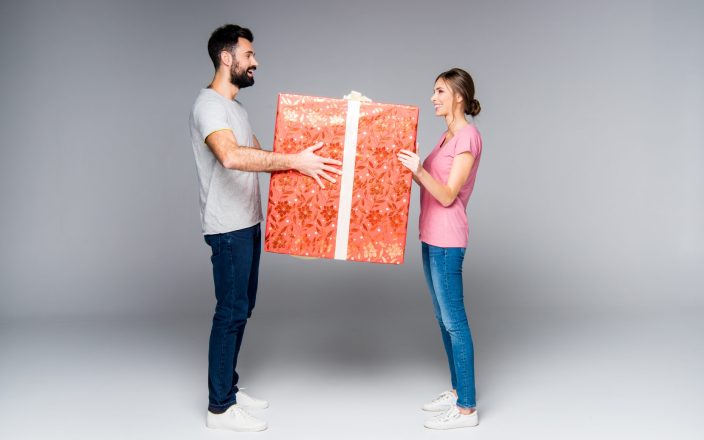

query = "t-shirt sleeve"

[
  {"left": 453, "top": 128, "right": 482, "bottom": 159},
  {"left": 193, "top": 99, "right": 231, "bottom": 143}
]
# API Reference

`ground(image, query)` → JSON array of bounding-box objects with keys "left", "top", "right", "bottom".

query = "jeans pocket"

[
  {"left": 205, "top": 234, "right": 222, "bottom": 257},
  {"left": 426, "top": 243, "right": 444, "bottom": 257}
]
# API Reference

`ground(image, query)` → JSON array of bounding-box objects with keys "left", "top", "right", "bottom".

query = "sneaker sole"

[
  {"left": 206, "top": 423, "right": 267, "bottom": 432},
  {"left": 424, "top": 422, "right": 479, "bottom": 430},
  {"left": 422, "top": 405, "right": 453, "bottom": 412},
  {"left": 424, "top": 414, "right": 479, "bottom": 429},
  {"left": 239, "top": 403, "right": 269, "bottom": 410}
]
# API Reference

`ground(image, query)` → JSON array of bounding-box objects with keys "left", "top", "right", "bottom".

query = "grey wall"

[{"left": 1, "top": 0, "right": 702, "bottom": 320}]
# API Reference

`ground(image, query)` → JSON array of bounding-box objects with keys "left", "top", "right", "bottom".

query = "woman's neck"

[{"left": 444, "top": 112, "right": 468, "bottom": 137}]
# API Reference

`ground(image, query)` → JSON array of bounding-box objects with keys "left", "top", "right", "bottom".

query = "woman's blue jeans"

[
  {"left": 204, "top": 224, "right": 261, "bottom": 414},
  {"left": 421, "top": 242, "right": 476, "bottom": 409}
]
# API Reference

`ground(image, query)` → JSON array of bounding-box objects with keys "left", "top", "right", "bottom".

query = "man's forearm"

[{"left": 223, "top": 146, "right": 296, "bottom": 172}]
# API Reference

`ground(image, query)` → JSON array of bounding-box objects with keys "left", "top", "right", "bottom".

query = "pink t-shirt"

[{"left": 419, "top": 123, "right": 482, "bottom": 248}]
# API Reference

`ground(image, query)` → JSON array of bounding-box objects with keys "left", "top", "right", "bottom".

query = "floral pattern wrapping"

[{"left": 264, "top": 94, "right": 418, "bottom": 264}]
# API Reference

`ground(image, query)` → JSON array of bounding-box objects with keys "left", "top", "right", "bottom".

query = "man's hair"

[{"left": 207, "top": 24, "right": 254, "bottom": 70}]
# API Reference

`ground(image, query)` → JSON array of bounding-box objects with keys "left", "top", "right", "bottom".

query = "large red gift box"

[{"left": 264, "top": 93, "right": 419, "bottom": 264}]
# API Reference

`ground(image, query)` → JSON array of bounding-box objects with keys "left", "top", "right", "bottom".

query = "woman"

[{"left": 398, "top": 68, "right": 482, "bottom": 430}]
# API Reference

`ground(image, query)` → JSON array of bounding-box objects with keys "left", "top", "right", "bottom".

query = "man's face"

[{"left": 229, "top": 37, "right": 258, "bottom": 88}]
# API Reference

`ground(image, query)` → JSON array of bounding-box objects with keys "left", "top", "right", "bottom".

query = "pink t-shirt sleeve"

[{"left": 453, "top": 128, "right": 482, "bottom": 159}]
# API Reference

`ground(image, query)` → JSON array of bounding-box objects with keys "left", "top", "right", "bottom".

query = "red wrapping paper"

[{"left": 264, "top": 93, "right": 419, "bottom": 264}]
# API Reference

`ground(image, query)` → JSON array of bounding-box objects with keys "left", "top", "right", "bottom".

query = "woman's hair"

[{"left": 436, "top": 68, "right": 481, "bottom": 117}]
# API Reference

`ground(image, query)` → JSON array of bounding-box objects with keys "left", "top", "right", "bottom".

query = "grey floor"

[{"left": 1, "top": 305, "right": 702, "bottom": 439}]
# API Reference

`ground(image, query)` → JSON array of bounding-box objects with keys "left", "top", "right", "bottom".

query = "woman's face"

[{"left": 431, "top": 78, "right": 456, "bottom": 117}]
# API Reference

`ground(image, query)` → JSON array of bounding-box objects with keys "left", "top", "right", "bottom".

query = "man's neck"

[{"left": 208, "top": 72, "right": 239, "bottom": 101}]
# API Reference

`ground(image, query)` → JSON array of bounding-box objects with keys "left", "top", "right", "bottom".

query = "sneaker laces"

[
  {"left": 229, "top": 405, "right": 257, "bottom": 421},
  {"left": 432, "top": 391, "right": 456, "bottom": 404},
  {"left": 436, "top": 406, "right": 461, "bottom": 423}
]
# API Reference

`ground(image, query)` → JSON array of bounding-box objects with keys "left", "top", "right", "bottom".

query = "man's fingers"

[
  {"left": 306, "top": 141, "right": 324, "bottom": 152},
  {"left": 312, "top": 174, "right": 324, "bottom": 189},
  {"left": 318, "top": 171, "right": 336, "bottom": 184},
  {"left": 322, "top": 164, "right": 343, "bottom": 174},
  {"left": 321, "top": 157, "right": 343, "bottom": 166}
]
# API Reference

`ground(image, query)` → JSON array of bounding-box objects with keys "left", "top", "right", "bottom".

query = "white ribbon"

[
  {"left": 333, "top": 98, "right": 362, "bottom": 260},
  {"left": 343, "top": 91, "right": 372, "bottom": 102}
]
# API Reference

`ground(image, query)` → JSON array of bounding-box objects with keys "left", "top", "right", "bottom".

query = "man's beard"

[{"left": 230, "top": 62, "right": 255, "bottom": 88}]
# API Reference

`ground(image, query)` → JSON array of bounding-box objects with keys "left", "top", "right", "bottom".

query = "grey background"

[{"left": 1, "top": 0, "right": 703, "bottom": 439}]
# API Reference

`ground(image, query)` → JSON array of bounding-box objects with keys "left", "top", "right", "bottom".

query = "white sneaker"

[
  {"left": 236, "top": 389, "right": 269, "bottom": 409},
  {"left": 206, "top": 405, "right": 267, "bottom": 432},
  {"left": 424, "top": 405, "right": 478, "bottom": 430},
  {"left": 421, "top": 390, "right": 457, "bottom": 411}
]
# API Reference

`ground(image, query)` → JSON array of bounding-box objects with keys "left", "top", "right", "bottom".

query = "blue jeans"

[
  {"left": 204, "top": 224, "right": 261, "bottom": 413},
  {"left": 422, "top": 242, "right": 476, "bottom": 409}
]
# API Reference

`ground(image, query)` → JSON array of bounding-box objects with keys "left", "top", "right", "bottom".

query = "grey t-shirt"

[{"left": 189, "top": 88, "right": 263, "bottom": 235}]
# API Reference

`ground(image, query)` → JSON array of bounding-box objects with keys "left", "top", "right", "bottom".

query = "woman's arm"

[{"left": 398, "top": 149, "right": 474, "bottom": 207}]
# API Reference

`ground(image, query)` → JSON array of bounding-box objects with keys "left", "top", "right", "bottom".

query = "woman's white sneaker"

[
  {"left": 422, "top": 390, "right": 457, "bottom": 411},
  {"left": 206, "top": 405, "right": 267, "bottom": 432},
  {"left": 236, "top": 389, "right": 269, "bottom": 409},
  {"left": 424, "top": 406, "right": 479, "bottom": 430}
]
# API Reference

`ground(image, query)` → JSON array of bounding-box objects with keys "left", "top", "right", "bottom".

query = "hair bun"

[{"left": 468, "top": 99, "right": 481, "bottom": 117}]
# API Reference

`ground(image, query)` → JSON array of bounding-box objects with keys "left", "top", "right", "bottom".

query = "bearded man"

[{"left": 188, "top": 24, "right": 341, "bottom": 432}]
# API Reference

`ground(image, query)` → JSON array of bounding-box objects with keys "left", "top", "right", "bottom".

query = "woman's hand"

[{"left": 397, "top": 149, "right": 422, "bottom": 175}]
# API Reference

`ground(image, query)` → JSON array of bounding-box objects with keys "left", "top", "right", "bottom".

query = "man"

[{"left": 189, "top": 24, "right": 341, "bottom": 432}]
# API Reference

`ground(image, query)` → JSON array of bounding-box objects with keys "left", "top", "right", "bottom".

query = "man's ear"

[{"left": 220, "top": 50, "right": 233, "bottom": 67}]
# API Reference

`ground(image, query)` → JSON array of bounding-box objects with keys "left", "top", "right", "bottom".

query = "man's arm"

[{"left": 205, "top": 129, "right": 342, "bottom": 188}]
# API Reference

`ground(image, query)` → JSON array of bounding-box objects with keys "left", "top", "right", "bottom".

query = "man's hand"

[
  {"left": 292, "top": 142, "right": 343, "bottom": 189},
  {"left": 205, "top": 130, "right": 342, "bottom": 186}
]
